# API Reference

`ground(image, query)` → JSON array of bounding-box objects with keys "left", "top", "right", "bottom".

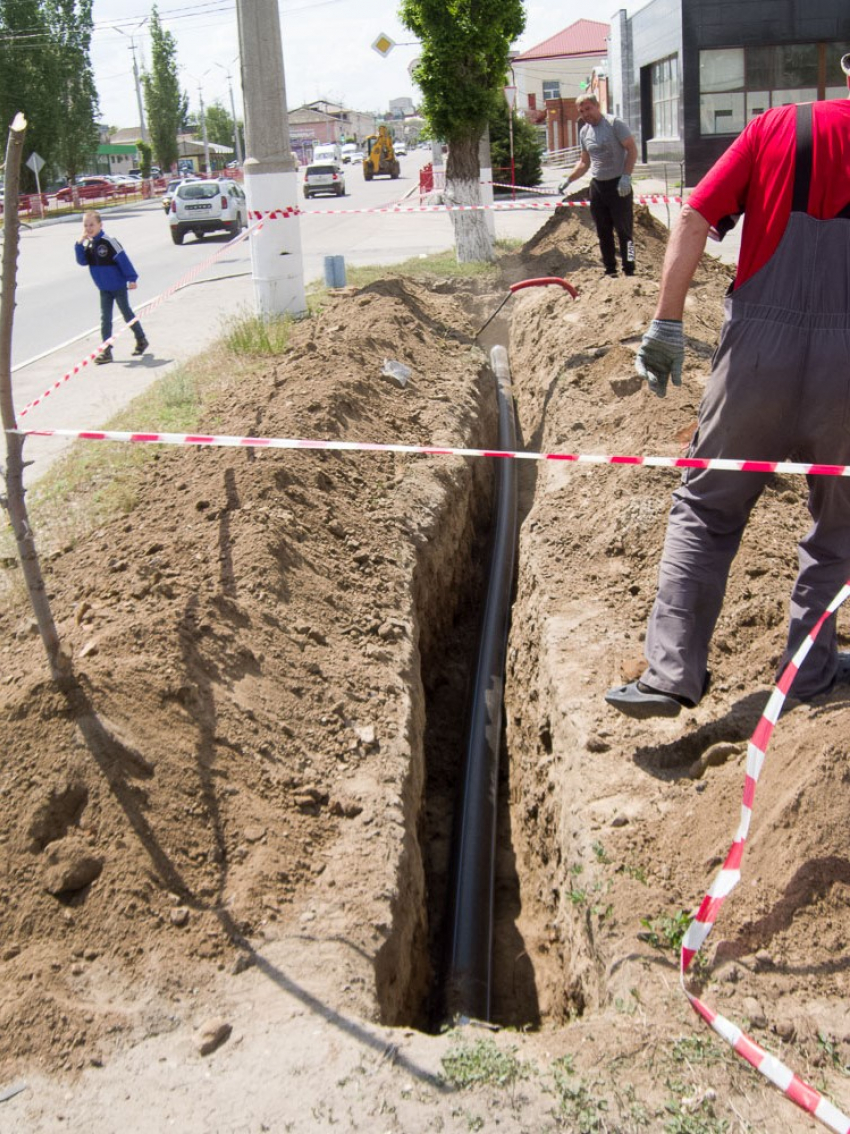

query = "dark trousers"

[
  {"left": 590, "top": 177, "right": 635, "bottom": 274},
  {"left": 100, "top": 287, "right": 144, "bottom": 344}
]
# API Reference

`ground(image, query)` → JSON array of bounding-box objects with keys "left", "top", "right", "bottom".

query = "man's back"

[{"left": 689, "top": 99, "right": 850, "bottom": 287}]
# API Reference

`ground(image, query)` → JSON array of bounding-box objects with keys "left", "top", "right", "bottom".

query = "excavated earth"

[{"left": 1, "top": 205, "right": 849, "bottom": 1132}]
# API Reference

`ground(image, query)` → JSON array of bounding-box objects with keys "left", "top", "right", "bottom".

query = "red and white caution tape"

[
  {"left": 11, "top": 427, "right": 850, "bottom": 481},
  {"left": 680, "top": 581, "right": 850, "bottom": 1133},
  {"left": 253, "top": 196, "right": 682, "bottom": 218},
  {"left": 17, "top": 222, "right": 258, "bottom": 421},
  {"left": 489, "top": 180, "right": 685, "bottom": 205}
]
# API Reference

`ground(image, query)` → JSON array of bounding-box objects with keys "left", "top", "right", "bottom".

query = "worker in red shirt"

[{"left": 606, "top": 55, "right": 850, "bottom": 719}]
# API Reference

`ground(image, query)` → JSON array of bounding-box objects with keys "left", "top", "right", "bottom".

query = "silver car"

[
  {"left": 303, "top": 163, "right": 346, "bottom": 199},
  {"left": 168, "top": 178, "right": 248, "bottom": 244}
]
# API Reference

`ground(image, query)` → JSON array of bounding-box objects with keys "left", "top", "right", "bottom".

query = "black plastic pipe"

[{"left": 443, "top": 345, "right": 518, "bottom": 1022}]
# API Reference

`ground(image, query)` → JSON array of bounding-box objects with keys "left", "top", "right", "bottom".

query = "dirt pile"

[{"left": 1, "top": 205, "right": 848, "bottom": 1132}]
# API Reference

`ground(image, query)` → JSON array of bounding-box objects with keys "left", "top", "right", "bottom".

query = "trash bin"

[{"left": 323, "top": 254, "right": 346, "bottom": 288}]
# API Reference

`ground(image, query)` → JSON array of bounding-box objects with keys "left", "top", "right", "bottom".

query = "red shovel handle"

[{"left": 509, "top": 276, "right": 578, "bottom": 299}]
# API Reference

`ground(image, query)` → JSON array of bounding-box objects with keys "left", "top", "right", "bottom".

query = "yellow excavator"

[{"left": 362, "top": 125, "right": 400, "bottom": 180}]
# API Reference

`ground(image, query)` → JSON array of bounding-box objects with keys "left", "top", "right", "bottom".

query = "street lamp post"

[
  {"left": 503, "top": 84, "right": 517, "bottom": 200},
  {"left": 215, "top": 60, "right": 244, "bottom": 165},
  {"left": 185, "top": 69, "right": 213, "bottom": 173},
  {"left": 115, "top": 19, "right": 149, "bottom": 142},
  {"left": 236, "top": 0, "right": 305, "bottom": 318}
]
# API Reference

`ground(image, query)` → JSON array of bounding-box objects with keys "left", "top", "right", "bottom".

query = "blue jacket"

[{"left": 75, "top": 232, "right": 138, "bottom": 292}]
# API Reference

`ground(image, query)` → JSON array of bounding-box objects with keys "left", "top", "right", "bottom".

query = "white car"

[
  {"left": 303, "top": 162, "right": 346, "bottom": 198},
  {"left": 168, "top": 178, "right": 248, "bottom": 244},
  {"left": 395, "top": 143, "right": 407, "bottom": 156}
]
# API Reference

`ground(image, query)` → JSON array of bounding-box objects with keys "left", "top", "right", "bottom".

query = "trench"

[{"left": 391, "top": 337, "right": 541, "bottom": 1033}]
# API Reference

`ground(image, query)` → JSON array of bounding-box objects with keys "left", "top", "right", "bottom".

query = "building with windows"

[
  {"left": 511, "top": 20, "right": 610, "bottom": 149},
  {"left": 609, "top": 0, "right": 850, "bottom": 185}
]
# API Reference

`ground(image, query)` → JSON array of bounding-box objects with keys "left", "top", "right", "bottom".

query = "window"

[
  {"left": 651, "top": 55, "right": 679, "bottom": 138},
  {"left": 542, "top": 80, "right": 560, "bottom": 101},
  {"left": 700, "top": 42, "right": 847, "bottom": 135}
]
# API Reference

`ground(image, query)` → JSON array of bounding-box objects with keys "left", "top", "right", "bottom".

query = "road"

[{"left": 7, "top": 153, "right": 564, "bottom": 480}]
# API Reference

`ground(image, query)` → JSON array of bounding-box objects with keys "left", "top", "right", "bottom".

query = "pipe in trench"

[{"left": 442, "top": 344, "right": 518, "bottom": 1023}]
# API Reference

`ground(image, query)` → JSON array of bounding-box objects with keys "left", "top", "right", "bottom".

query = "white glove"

[
  {"left": 617, "top": 173, "right": 632, "bottom": 197},
  {"left": 558, "top": 179, "right": 568, "bottom": 195}
]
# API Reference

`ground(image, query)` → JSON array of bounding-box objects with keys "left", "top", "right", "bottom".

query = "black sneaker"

[
  {"left": 94, "top": 347, "right": 113, "bottom": 365},
  {"left": 132, "top": 337, "right": 149, "bottom": 356},
  {"left": 603, "top": 269, "right": 618, "bottom": 278}
]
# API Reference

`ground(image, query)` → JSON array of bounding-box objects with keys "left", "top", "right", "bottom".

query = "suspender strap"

[{"left": 791, "top": 102, "right": 813, "bottom": 214}]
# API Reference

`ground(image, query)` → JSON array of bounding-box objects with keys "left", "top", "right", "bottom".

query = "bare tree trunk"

[
  {"left": 0, "top": 114, "right": 73, "bottom": 694},
  {"left": 446, "top": 131, "right": 494, "bottom": 264}
]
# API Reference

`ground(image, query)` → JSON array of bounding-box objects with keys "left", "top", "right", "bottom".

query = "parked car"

[
  {"left": 168, "top": 177, "right": 248, "bottom": 244},
  {"left": 395, "top": 142, "right": 407, "bottom": 156},
  {"left": 350, "top": 150, "right": 365, "bottom": 163},
  {"left": 303, "top": 162, "right": 345, "bottom": 198},
  {"left": 105, "top": 174, "right": 141, "bottom": 193},
  {"left": 55, "top": 176, "right": 117, "bottom": 203}
]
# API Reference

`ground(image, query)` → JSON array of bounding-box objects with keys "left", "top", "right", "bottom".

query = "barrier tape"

[
  {"left": 11, "top": 427, "right": 850, "bottom": 480},
  {"left": 680, "top": 580, "right": 850, "bottom": 1133},
  {"left": 17, "top": 221, "right": 258, "bottom": 421},
  {"left": 250, "top": 195, "right": 683, "bottom": 219},
  {"left": 489, "top": 180, "right": 685, "bottom": 204}
]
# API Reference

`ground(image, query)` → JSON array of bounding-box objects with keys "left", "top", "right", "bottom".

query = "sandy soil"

[{"left": 1, "top": 204, "right": 848, "bottom": 1132}]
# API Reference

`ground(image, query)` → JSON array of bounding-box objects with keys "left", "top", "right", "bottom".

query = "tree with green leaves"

[
  {"left": 488, "top": 98, "right": 542, "bottom": 192},
  {"left": 141, "top": 5, "right": 186, "bottom": 174},
  {"left": 46, "top": 0, "right": 99, "bottom": 182},
  {"left": 400, "top": 0, "right": 525, "bottom": 261},
  {"left": 202, "top": 101, "right": 234, "bottom": 150},
  {"left": 0, "top": 4, "right": 53, "bottom": 189}
]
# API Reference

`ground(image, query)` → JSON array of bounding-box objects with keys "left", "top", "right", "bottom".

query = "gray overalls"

[{"left": 643, "top": 103, "right": 850, "bottom": 703}]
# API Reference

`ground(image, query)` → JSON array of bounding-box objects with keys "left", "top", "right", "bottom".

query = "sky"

[{"left": 90, "top": 0, "right": 595, "bottom": 130}]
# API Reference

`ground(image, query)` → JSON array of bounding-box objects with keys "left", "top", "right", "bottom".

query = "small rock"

[
  {"left": 329, "top": 797, "right": 364, "bottom": 819},
  {"left": 742, "top": 996, "right": 767, "bottom": 1029},
  {"left": 354, "top": 724, "right": 377, "bottom": 750},
  {"left": 170, "top": 907, "right": 190, "bottom": 927},
  {"left": 43, "top": 841, "right": 103, "bottom": 896},
  {"left": 611, "top": 816, "right": 628, "bottom": 828},
  {"left": 195, "top": 1019, "right": 232, "bottom": 1056},
  {"left": 585, "top": 735, "right": 610, "bottom": 753},
  {"left": 244, "top": 826, "right": 266, "bottom": 843}
]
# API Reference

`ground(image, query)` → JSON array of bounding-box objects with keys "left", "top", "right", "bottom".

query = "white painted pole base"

[{"left": 244, "top": 166, "right": 307, "bottom": 319}]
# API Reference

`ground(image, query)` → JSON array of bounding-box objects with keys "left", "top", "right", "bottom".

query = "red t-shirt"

[{"left": 689, "top": 100, "right": 850, "bottom": 287}]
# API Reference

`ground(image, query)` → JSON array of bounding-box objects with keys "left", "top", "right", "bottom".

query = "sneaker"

[
  {"left": 132, "top": 337, "right": 149, "bottom": 356},
  {"left": 94, "top": 347, "right": 112, "bottom": 365},
  {"left": 603, "top": 269, "right": 618, "bottom": 278}
]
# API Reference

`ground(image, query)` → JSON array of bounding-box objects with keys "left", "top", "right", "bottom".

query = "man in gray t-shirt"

[{"left": 560, "top": 94, "right": 638, "bottom": 277}]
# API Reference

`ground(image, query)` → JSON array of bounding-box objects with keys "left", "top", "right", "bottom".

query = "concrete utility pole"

[
  {"left": 215, "top": 61, "right": 244, "bottom": 166},
  {"left": 115, "top": 20, "right": 149, "bottom": 142},
  {"left": 236, "top": 0, "right": 306, "bottom": 318}
]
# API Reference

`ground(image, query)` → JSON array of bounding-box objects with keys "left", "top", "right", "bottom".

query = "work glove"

[
  {"left": 558, "top": 178, "right": 568, "bottom": 195},
  {"left": 635, "top": 319, "right": 684, "bottom": 398},
  {"left": 617, "top": 173, "right": 632, "bottom": 197}
]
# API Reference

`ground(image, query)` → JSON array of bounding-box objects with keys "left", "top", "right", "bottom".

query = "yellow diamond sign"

[{"left": 372, "top": 33, "right": 395, "bottom": 57}]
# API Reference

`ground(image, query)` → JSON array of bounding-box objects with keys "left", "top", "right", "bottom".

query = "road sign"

[
  {"left": 372, "top": 33, "right": 395, "bottom": 57},
  {"left": 26, "top": 152, "right": 45, "bottom": 174}
]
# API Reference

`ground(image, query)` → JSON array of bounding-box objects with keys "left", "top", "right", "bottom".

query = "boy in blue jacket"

[{"left": 75, "top": 210, "right": 149, "bottom": 364}]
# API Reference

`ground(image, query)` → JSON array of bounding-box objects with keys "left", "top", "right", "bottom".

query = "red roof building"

[{"left": 510, "top": 19, "right": 610, "bottom": 151}]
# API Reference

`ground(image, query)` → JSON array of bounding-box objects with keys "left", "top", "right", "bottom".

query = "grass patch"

[
  {"left": 222, "top": 309, "right": 293, "bottom": 355},
  {"left": 440, "top": 1033, "right": 532, "bottom": 1093},
  {"left": 311, "top": 239, "right": 523, "bottom": 294}
]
